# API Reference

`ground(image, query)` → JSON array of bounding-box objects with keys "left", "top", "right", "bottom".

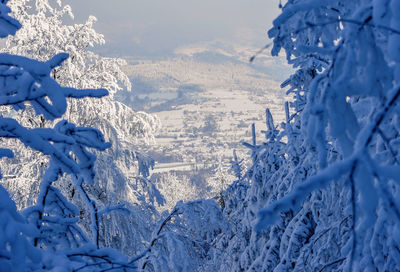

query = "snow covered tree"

[
  {"left": 0, "top": 1, "right": 137, "bottom": 270},
  {"left": 256, "top": 1, "right": 400, "bottom": 270},
  {"left": 137, "top": 199, "right": 228, "bottom": 272},
  {"left": 1, "top": 0, "right": 163, "bottom": 256},
  {"left": 201, "top": 0, "right": 400, "bottom": 271}
]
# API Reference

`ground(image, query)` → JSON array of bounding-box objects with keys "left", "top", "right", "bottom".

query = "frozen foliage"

[
  {"left": 1, "top": 0, "right": 163, "bottom": 257},
  {"left": 230, "top": 149, "right": 245, "bottom": 180},
  {"left": 3, "top": 0, "right": 400, "bottom": 270},
  {"left": 153, "top": 172, "right": 202, "bottom": 212},
  {"left": 193, "top": 0, "right": 400, "bottom": 271},
  {"left": 4, "top": 0, "right": 160, "bottom": 144},
  {"left": 138, "top": 199, "right": 228, "bottom": 272},
  {"left": 0, "top": 1, "right": 138, "bottom": 270},
  {"left": 0, "top": 185, "right": 42, "bottom": 271}
]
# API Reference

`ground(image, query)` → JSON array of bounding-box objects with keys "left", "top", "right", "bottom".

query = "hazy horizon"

[{"left": 64, "top": 0, "right": 280, "bottom": 58}]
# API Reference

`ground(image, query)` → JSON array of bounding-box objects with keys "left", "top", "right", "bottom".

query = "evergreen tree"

[{"left": 202, "top": 0, "right": 400, "bottom": 271}]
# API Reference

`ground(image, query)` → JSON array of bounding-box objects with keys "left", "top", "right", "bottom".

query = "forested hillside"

[{"left": 0, "top": 0, "right": 399, "bottom": 271}]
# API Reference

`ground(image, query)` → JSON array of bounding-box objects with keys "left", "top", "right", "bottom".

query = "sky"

[{"left": 63, "top": 0, "right": 280, "bottom": 58}]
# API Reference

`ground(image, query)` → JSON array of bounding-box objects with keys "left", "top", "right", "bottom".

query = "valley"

[{"left": 118, "top": 42, "right": 291, "bottom": 199}]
